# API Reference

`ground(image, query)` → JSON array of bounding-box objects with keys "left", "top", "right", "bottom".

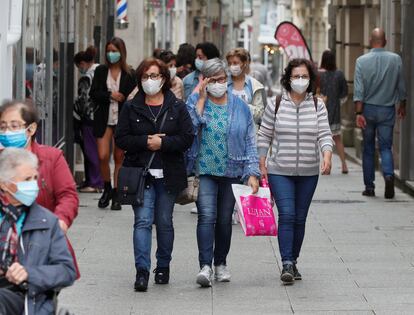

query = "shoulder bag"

[{"left": 118, "top": 110, "right": 168, "bottom": 206}]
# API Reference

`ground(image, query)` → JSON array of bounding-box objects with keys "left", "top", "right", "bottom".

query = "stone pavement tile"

[
  {"left": 295, "top": 311, "right": 374, "bottom": 315},
  {"left": 354, "top": 274, "right": 414, "bottom": 288},
  {"left": 374, "top": 306, "right": 414, "bottom": 315}
]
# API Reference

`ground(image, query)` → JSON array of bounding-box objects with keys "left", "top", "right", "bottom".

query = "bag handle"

[{"left": 144, "top": 109, "right": 169, "bottom": 173}]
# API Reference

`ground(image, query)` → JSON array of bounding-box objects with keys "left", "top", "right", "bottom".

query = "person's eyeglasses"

[
  {"left": 291, "top": 75, "right": 310, "bottom": 80},
  {"left": 0, "top": 121, "right": 27, "bottom": 133},
  {"left": 142, "top": 73, "right": 162, "bottom": 81},
  {"left": 209, "top": 76, "right": 227, "bottom": 84}
]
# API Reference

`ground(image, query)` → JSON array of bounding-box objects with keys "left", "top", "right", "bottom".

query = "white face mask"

[
  {"left": 142, "top": 78, "right": 163, "bottom": 96},
  {"left": 290, "top": 78, "right": 310, "bottom": 94},
  {"left": 229, "top": 64, "right": 243, "bottom": 76},
  {"left": 207, "top": 82, "right": 227, "bottom": 98},
  {"left": 169, "top": 67, "right": 177, "bottom": 80}
]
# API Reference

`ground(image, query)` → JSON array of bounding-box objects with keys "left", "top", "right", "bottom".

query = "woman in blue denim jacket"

[{"left": 186, "top": 58, "right": 260, "bottom": 287}]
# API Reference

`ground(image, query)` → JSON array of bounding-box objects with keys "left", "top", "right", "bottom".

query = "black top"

[
  {"left": 115, "top": 90, "right": 195, "bottom": 192},
  {"left": 89, "top": 64, "right": 136, "bottom": 138}
]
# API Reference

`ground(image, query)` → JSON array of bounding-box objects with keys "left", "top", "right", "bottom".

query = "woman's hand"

[
  {"left": 248, "top": 176, "right": 259, "bottom": 194},
  {"left": 111, "top": 91, "right": 125, "bottom": 102},
  {"left": 321, "top": 151, "right": 332, "bottom": 175},
  {"left": 259, "top": 157, "right": 268, "bottom": 182},
  {"left": 147, "top": 134, "right": 165, "bottom": 151},
  {"left": 59, "top": 220, "right": 68, "bottom": 234},
  {"left": 198, "top": 77, "right": 209, "bottom": 101},
  {"left": 5, "top": 262, "right": 28, "bottom": 285}
]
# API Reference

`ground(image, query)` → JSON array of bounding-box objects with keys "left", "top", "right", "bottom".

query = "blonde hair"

[{"left": 225, "top": 48, "right": 250, "bottom": 73}]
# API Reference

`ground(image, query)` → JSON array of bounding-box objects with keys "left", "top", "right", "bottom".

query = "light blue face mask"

[
  {"left": 0, "top": 129, "right": 29, "bottom": 148},
  {"left": 107, "top": 51, "right": 121, "bottom": 64},
  {"left": 12, "top": 180, "right": 39, "bottom": 207},
  {"left": 195, "top": 58, "right": 204, "bottom": 71}
]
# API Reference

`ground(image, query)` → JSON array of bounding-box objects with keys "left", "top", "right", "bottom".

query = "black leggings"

[{"left": 0, "top": 288, "right": 25, "bottom": 315}]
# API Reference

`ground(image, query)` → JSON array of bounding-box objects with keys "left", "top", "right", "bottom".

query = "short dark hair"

[
  {"left": 74, "top": 46, "right": 97, "bottom": 65},
  {"left": 135, "top": 58, "right": 172, "bottom": 94},
  {"left": 195, "top": 42, "right": 220, "bottom": 59},
  {"left": 176, "top": 43, "right": 196, "bottom": 68},
  {"left": 320, "top": 50, "right": 336, "bottom": 71},
  {"left": 158, "top": 50, "right": 176, "bottom": 64},
  {"left": 0, "top": 100, "right": 39, "bottom": 139},
  {"left": 280, "top": 58, "right": 317, "bottom": 93}
]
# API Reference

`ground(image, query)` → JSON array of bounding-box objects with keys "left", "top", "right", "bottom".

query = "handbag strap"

[{"left": 144, "top": 109, "right": 169, "bottom": 172}]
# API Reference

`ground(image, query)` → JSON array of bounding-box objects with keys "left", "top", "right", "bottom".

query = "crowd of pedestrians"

[{"left": 0, "top": 26, "right": 407, "bottom": 313}]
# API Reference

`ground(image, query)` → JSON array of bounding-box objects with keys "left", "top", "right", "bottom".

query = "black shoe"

[
  {"left": 293, "top": 264, "right": 302, "bottom": 280},
  {"left": 280, "top": 264, "right": 294, "bottom": 284},
  {"left": 384, "top": 176, "right": 395, "bottom": 199},
  {"left": 362, "top": 189, "right": 375, "bottom": 197},
  {"left": 110, "top": 188, "right": 122, "bottom": 211},
  {"left": 98, "top": 184, "right": 112, "bottom": 208},
  {"left": 134, "top": 268, "right": 149, "bottom": 292},
  {"left": 153, "top": 267, "right": 170, "bottom": 284}
]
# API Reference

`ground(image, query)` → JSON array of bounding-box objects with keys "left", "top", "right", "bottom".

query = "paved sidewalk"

[{"left": 60, "top": 155, "right": 414, "bottom": 314}]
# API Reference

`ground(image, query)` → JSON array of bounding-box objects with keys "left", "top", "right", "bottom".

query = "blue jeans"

[
  {"left": 132, "top": 179, "right": 177, "bottom": 271},
  {"left": 196, "top": 175, "right": 241, "bottom": 268},
  {"left": 362, "top": 104, "right": 396, "bottom": 190},
  {"left": 362, "top": 104, "right": 395, "bottom": 189},
  {"left": 268, "top": 175, "right": 318, "bottom": 265}
]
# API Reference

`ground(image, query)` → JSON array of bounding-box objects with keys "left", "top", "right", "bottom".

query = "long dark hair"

[
  {"left": 280, "top": 58, "right": 317, "bottom": 93},
  {"left": 320, "top": 50, "right": 336, "bottom": 71},
  {"left": 105, "top": 37, "right": 129, "bottom": 73}
]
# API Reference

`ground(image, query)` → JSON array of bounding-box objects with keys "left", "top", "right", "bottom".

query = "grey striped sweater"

[{"left": 257, "top": 91, "right": 333, "bottom": 176}]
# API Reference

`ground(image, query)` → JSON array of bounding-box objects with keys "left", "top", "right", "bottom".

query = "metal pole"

[{"left": 161, "top": 0, "right": 166, "bottom": 49}]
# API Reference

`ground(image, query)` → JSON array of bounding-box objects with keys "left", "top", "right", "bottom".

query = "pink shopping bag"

[{"left": 232, "top": 184, "right": 278, "bottom": 237}]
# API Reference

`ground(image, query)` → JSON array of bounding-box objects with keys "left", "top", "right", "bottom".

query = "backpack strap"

[{"left": 313, "top": 96, "right": 318, "bottom": 111}]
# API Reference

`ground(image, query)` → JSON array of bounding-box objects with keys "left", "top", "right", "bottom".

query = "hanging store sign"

[{"left": 274, "top": 21, "right": 312, "bottom": 61}]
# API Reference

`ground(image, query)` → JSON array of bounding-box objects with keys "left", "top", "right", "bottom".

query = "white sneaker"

[
  {"left": 191, "top": 207, "right": 198, "bottom": 214},
  {"left": 196, "top": 265, "right": 213, "bottom": 287},
  {"left": 215, "top": 264, "right": 231, "bottom": 282}
]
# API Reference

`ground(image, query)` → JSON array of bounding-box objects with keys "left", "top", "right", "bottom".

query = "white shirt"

[{"left": 106, "top": 71, "right": 121, "bottom": 125}]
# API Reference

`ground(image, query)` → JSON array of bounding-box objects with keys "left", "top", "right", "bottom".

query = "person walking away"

[
  {"left": 353, "top": 28, "right": 407, "bottom": 199},
  {"left": 176, "top": 43, "right": 196, "bottom": 79},
  {"left": 183, "top": 42, "right": 220, "bottom": 101},
  {"left": 319, "top": 50, "right": 349, "bottom": 174},
  {"left": 158, "top": 50, "right": 185, "bottom": 100},
  {"left": 0, "top": 148, "right": 76, "bottom": 315},
  {"left": 186, "top": 58, "right": 260, "bottom": 287},
  {"left": 115, "top": 58, "right": 194, "bottom": 292},
  {"left": 226, "top": 48, "right": 267, "bottom": 128},
  {"left": 258, "top": 58, "right": 333, "bottom": 285},
  {"left": 250, "top": 54, "right": 274, "bottom": 97},
  {"left": 73, "top": 46, "right": 104, "bottom": 192},
  {"left": 0, "top": 100, "right": 80, "bottom": 279},
  {"left": 89, "top": 37, "right": 136, "bottom": 210}
]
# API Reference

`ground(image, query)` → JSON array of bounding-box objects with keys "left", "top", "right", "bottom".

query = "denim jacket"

[{"left": 186, "top": 92, "right": 260, "bottom": 180}]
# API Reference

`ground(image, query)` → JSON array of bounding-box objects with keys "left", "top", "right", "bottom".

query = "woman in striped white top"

[{"left": 257, "top": 59, "right": 333, "bottom": 285}]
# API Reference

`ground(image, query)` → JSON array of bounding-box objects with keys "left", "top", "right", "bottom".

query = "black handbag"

[{"left": 117, "top": 110, "right": 168, "bottom": 206}]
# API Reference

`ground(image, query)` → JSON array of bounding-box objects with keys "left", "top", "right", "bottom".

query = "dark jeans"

[
  {"left": 196, "top": 175, "right": 240, "bottom": 268},
  {"left": 132, "top": 179, "right": 177, "bottom": 271},
  {"left": 268, "top": 174, "right": 318, "bottom": 265},
  {"left": 362, "top": 104, "right": 395, "bottom": 190},
  {"left": 0, "top": 288, "right": 24, "bottom": 315}
]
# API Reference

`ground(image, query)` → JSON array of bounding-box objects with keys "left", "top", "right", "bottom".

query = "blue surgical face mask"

[
  {"left": 0, "top": 129, "right": 29, "bottom": 148},
  {"left": 107, "top": 51, "right": 121, "bottom": 64},
  {"left": 195, "top": 58, "right": 204, "bottom": 71},
  {"left": 11, "top": 180, "right": 39, "bottom": 207}
]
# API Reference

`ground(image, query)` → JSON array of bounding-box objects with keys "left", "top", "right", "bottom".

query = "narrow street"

[{"left": 60, "top": 154, "right": 414, "bottom": 314}]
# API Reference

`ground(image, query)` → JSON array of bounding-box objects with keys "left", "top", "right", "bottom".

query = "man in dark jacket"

[{"left": 0, "top": 148, "right": 76, "bottom": 315}]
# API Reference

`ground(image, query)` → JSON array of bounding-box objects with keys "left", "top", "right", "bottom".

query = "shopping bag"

[{"left": 232, "top": 184, "right": 277, "bottom": 237}]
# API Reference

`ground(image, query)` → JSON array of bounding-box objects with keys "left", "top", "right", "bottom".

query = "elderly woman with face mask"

[
  {"left": 226, "top": 48, "right": 267, "bottom": 128},
  {"left": 186, "top": 58, "right": 260, "bottom": 287},
  {"left": 0, "top": 148, "right": 76, "bottom": 315},
  {"left": 115, "top": 57, "right": 194, "bottom": 292},
  {"left": 258, "top": 58, "right": 333, "bottom": 285}
]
